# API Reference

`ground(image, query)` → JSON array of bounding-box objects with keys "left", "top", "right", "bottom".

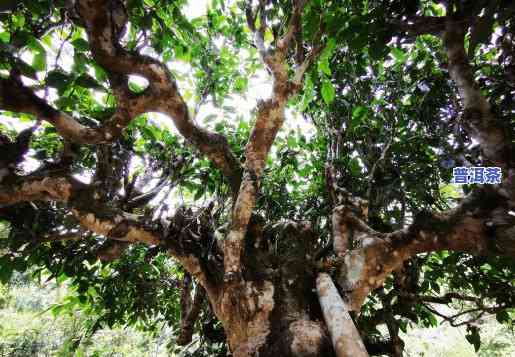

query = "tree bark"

[
  {"left": 317, "top": 273, "right": 369, "bottom": 357},
  {"left": 214, "top": 279, "right": 333, "bottom": 357},
  {"left": 1, "top": 3, "right": 514, "bottom": 357}
]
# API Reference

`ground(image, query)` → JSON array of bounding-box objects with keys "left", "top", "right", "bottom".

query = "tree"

[{"left": 0, "top": 0, "right": 514, "bottom": 356}]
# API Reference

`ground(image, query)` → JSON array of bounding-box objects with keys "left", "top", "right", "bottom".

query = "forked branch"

[
  {"left": 0, "top": 175, "right": 218, "bottom": 290},
  {"left": 329, "top": 186, "right": 514, "bottom": 311},
  {"left": 0, "top": 0, "right": 242, "bottom": 194},
  {"left": 223, "top": 0, "right": 323, "bottom": 279}
]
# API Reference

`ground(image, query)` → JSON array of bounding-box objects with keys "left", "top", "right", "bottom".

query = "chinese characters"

[{"left": 452, "top": 167, "right": 502, "bottom": 184}]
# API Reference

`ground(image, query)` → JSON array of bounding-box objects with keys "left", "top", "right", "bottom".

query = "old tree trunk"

[{"left": 0, "top": 1, "right": 514, "bottom": 356}]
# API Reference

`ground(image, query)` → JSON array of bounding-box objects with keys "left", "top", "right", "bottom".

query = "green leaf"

[
  {"left": 57, "top": 272, "right": 69, "bottom": 284},
  {"left": 46, "top": 70, "right": 70, "bottom": 90},
  {"left": 427, "top": 313, "right": 438, "bottom": 327},
  {"left": 440, "top": 184, "right": 461, "bottom": 199},
  {"left": 399, "top": 320, "right": 408, "bottom": 333},
  {"left": 318, "top": 38, "right": 336, "bottom": 75},
  {"left": 264, "top": 28, "right": 274, "bottom": 43},
  {"left": 214, "top": 122, "right": 224, "bottom": 133},
  {"left": 0, "top": 256, "right": 13, "bottom": 284},
  {"left": 16, "top": 59, "right": 38, "bottom": 79},
  {"left": 391, "top": 47, "right": 406, "bottom": 63},
  {"left": 287, "top": 134, "right": 297, "bottom": 148},
  {"left": 321, "top": 79, "right": 335, "bottom": 105},
  {"left": 300, "top": 74, "right": 314, "bottom": 110},
  {"left": 234, "top": 77, "right": 247, "bottom": 92},
  {"left": 13, "top": 14, "right": 25, "bottom": 28},
  {"left": 87, "top": 286, "right": 98, "bottom": 298},
  {"left": 32, "top": 52, "right": 46, "bottom": 71},
  {"left": 318, "top": 58, "right": 331, "bottom": 76},
  {"left": 72, "top": 38, "right": 90, "bottom": 52},
  {"left": 140, "top": 126, "right": 157, "bottom": 142},
  {"left": 223, "top": 105, "right": 236, "bottom": 113},
  {"left": 203, "top": 114, "right": 218, "bottom": 123},
  {"left": 0, "top": 32, "right": 10, "bottom": 43},
  {"left": 194, "top": 188, "right": 204, "bottom": 201},
  {"left": 323, "top": 38, "right": 336, "bottom": 58},
  {"left": 351, "top": 106, "right": 367, "bottom": 129},
  {"left": 92, "top": 64, "right": 108, "bottom": 83},
  {"left": 496, "top": 310, "right": 510, "bottom": 324},
  {"left": 349, "top": 158, "right": 361, "bottom": 176},
  {"left": 27, "top": 37, "right": 47, "bottom": 72},
  {"left": 465, "top": 326, "right": 481, "bottom": 352},
  {"left": 75, "top": 74, "right": 102, "bottom": 89},
  {"left": 50, "top": 303, "right": 66, "bottom": 317}
]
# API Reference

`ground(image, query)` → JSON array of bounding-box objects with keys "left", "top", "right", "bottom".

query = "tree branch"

[
  {"left": 223, "top": 0, "right": 320, "bottom": 279},
  {"left": 0, "top": 175, "right": 160, "bottom": 243},
  {"left": 0, "top": 175, "right": 222, "bottom": 293},
  {"left": 0, "top": 176, "right": 73, "bottom": 205},
  {"left": 316, "top": 273, "right": 369, "bottom": 357},
  {"left": 0, "top": 76, "right": 107, "bottom": 144},
  {"left": 75, "top": 0, "right": 242, "bottom": 193},
  {"left": 178, "top": 275, "right": 206, "bottom": 346},
  {"left": 330, "top": 186, "right": 514, "bottom": 311},
  {"left": 401, "top": 292, "right": 481, "bottom": 305},
  {"left": 443, "top": 18, "right": 512, "bottom": 169},
  {"left": 326, "top": 164, "right": 370, "bottom": 257}
]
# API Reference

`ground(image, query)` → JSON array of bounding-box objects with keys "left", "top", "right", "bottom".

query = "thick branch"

[
  {"left": 178, "top": 278, "right": 205, "bottom": 346},
  {"left": 443, "top": 19, "right": 511, "bottom": 168},
  {"left": 316, "top": 273, "right": 369, "bottom": 357},
  {"left": 0, "top": 77, "right": 105, "bottom": 144},
  {"left": 0, "top": 175, "right": 221, "bottom": 280},
  {"left": 332, "top": 187, "right": 514, "bottom": 311},
  {"left": 223, "top": 2, "right": 325, "bottom": 277},
  {"left": 74, "top": 0, "right": 242, "bottom": 193},
  {"left": 95, "top": 240, "right": 130, "bottom": 261},
  {"left": 0, "top": 175, "right": 159, "bottom": 244},
  {"left": 0, "top": 176, "right": 73, "bottom": 205}
]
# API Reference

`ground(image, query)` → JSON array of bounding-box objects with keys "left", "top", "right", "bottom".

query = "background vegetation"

[{"left": 0, "top": 273, "right": 513, "bottom": 356}]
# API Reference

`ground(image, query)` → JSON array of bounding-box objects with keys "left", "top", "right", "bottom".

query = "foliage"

[
  {"left": 0, "top": 0, "right": 514, "bottom": 355},
  {"left": 0, "top": 276, "right": 513, "bottom": 356},
  {"left": 0, "top": 275, "right": 177, "bottom": 356}
]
